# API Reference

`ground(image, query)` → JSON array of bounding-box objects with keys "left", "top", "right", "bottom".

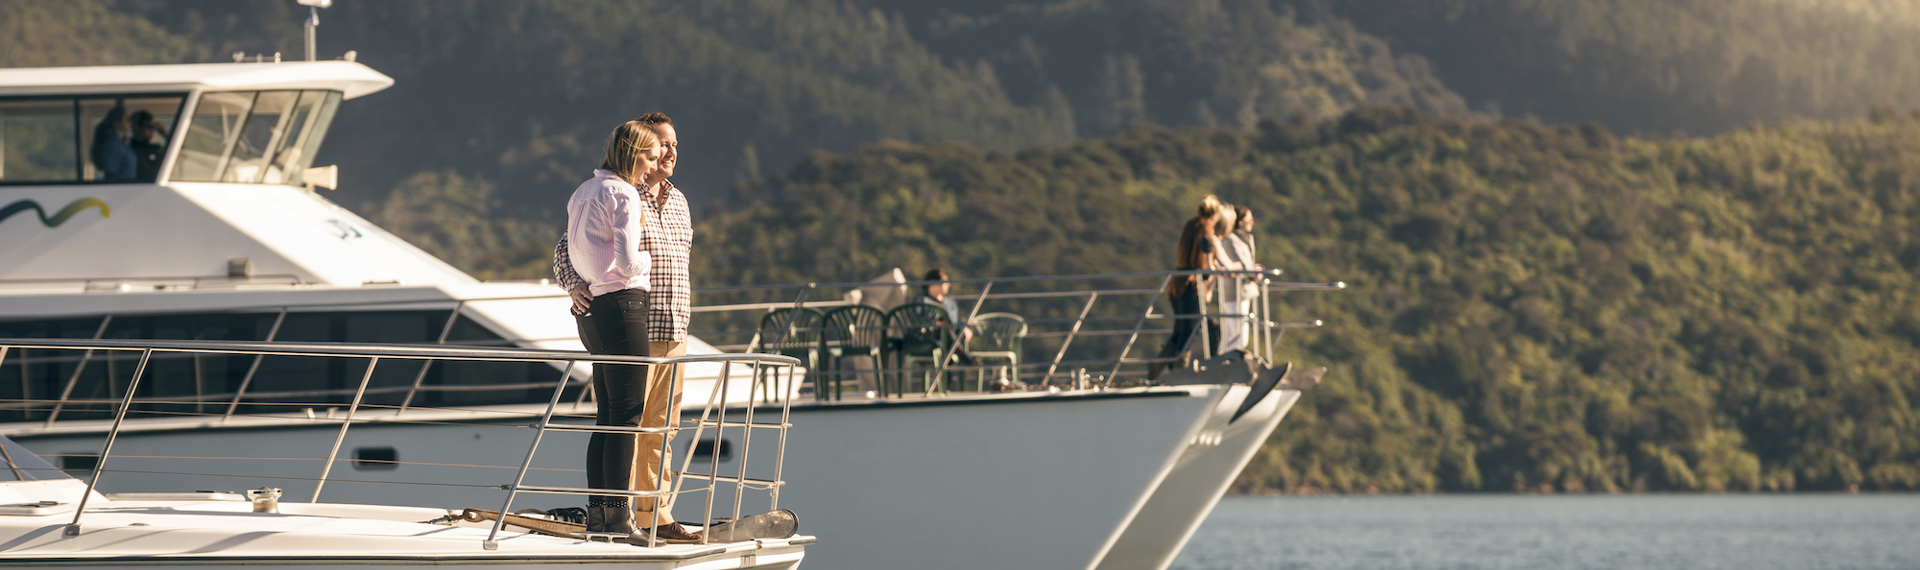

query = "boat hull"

[
  {"left": 1090, "top": 387, "right": 1302, "bottom": 570},
  {"left": 9, "top": 386, "right": 1244, "bottom": 570}
]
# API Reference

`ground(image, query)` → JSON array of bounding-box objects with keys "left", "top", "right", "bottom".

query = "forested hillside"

[
  {"left": 696, "top": 109, "right": 1920, "bottom": 493},
  {"left": 842, "top": 0, "right": 1467, "bottom": 136},
  {"left": 1301, "top": 0, "right": 1920, "bottom": 137}
]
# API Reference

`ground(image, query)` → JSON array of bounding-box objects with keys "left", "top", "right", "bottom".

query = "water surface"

[{"left": 1171, "top": 494, "right": 1920, "bottom": 570}]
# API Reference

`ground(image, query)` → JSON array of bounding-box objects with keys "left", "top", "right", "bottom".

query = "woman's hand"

[{"left": 570, "top": 284, "right": 593, "bottom": 315}]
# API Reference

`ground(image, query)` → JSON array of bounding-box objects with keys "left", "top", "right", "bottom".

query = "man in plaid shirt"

[{"left": 554, "top": 112, "right": 697, "bottom": 541}]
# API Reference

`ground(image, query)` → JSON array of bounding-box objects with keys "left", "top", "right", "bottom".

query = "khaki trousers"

[{"left": 633, "top": 340, "right": 686, "bottom": 526}]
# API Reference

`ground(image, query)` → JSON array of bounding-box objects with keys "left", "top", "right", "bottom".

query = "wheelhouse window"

[
  {"left": 0, "top": 95, "right": 185, "bottom": 184},
  {"left": 170, "top": 89, "right": 341, "bottom": 185}
]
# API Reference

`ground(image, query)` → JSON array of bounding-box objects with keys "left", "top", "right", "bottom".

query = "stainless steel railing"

[
  {"left": 700, "top": 269, "right": 1344, "bottom": 399},
  {"left": 0, "top": 338, "right": 801, "bottom": 550},
  {"left": 2, "top": 292, "right": 585, "bottom": 426},
  {"left": 0, "top": 268, "right": 1345, "bottom": 416}
]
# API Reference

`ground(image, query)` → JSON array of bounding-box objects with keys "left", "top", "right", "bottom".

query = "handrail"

[
  {"left": 1, "top": 268, "right": 1344, "bottom": 418},
  {"left": 693, "top": 268, "right": 1345, "bottom": 396},
  {"left": 0, "top": 338, "right": 798, "bottom": 366},
  {"left": 691, "top": 268, "right": 1284, "bottom": 293},
  {"left": 0, "top": 337, "right": 801, "bottom": 550},
  {"left": 0, "top": 273, "right": 308, "bottom": 291},
  {"left": 0, "top": 292, "right": 571, "bottom": 321}
]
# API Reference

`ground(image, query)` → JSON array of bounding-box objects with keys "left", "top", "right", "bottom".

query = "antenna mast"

[{"left": 298, "top": 0, "right": 333, "bottom": 61}]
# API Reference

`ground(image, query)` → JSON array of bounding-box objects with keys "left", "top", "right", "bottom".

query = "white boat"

[
  {"left": 0, "top": 341, "right": 813, "bottom": 569},
  {"left": 0, "top": 44, "right": 1343, "bottom": 570}
]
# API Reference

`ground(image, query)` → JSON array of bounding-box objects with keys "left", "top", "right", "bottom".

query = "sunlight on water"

[{"left": 1172, "top": 494, "right": 1920, "bottom": 570}]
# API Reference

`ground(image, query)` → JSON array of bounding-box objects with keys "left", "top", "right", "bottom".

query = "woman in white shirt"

[
  {"left": 1215, "top": 204, "right": 1261, "bottom": 354},
  {"left": 567, "top": 120, "right": 663, "bottom": 535}
]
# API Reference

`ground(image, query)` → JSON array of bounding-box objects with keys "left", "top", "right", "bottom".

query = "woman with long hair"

[
  {"left": 1215, "top": 204, "right": 1261, "bottom": 354},
  {"left": 566, "top": 120, "right": 664, "bottom": 535},
  {"left": 1153, "top": 195, "right": 1225, "bottom": 378}
]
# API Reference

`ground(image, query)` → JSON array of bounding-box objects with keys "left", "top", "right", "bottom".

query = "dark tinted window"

[
  {"left": 0, "top": 94, "right": 186, "bottom": 184},
  {"left": 0, "top": 310, "right": 578, "bottom": 423}
]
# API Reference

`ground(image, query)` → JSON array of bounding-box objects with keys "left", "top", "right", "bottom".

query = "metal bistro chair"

[
  {"left": 967, "top": 312, "right": 1028, "bottom": 390},
  {"left": 884, "top": 302, "right": 954, "bottom": 396},
  {"left": 755, "top": 307, "right": 824, "bottom": 400},
  {"left": 820, "top": 304, "right": 886, "bottom": 400}
]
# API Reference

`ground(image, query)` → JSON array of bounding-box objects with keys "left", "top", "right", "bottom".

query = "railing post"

[
  {"left": 310, "top": 356, "right": 379, "bottom": 503},
  {"left": 731, "top": 361, "right": 762, "bottom": 533},
  {"left": 396, "top": 301, "right": 464, "bottom": 415},
  {"left": 774, "top": 285, "right": 813, "bottom": 402},
  {"left": 1259, "top": 276, "right": 1274, "bottom": 360},
  {"left": 928, "top": 280, "right": 992, "bottom": 396},
  {"left": 640, "top": 361, "right": 683, "bottom": 542},
  {"left": 223, "top": 308, "right": 288, "bottom": 423},
  {"left": 65, "top": 348, "right": 151, "bottom": 537},
  {"left": 0, "top": 346, "right": 9, "bottom": 401},
  {"left": 1108, "top": 274, "right": 1174, "bottom": 383},
  {"left": 770, "top": 363, "right": 797, "bottom": 510},
  {"left": 1041, "top": 292, "right": 1099, "bottom": 386},
  {"left": 45, "top": 315, "right": 113, "bottom": 427},
  {"left": 668, "top": 358, "right": 730, "bottom": 544},
  {"left": 1197, "top": 292, "right": 1213, "bottom": 361},
  {"left": 484, "top": 359, "right": 579, "bottom": 550},
  {"left": 699, "top": 359, "right": 734, "bottom": 545},
  {"left": 9, "top": 346, "right": 23, "bottom": 413}
]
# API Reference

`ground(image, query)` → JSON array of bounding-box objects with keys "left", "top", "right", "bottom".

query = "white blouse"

[{"left": 565, "top": 169, "right": 652, "bottom": 297}]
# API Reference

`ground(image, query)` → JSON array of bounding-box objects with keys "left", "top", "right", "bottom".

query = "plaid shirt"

[{"left": 555, "top": 180, "right": 692, "bottom": 342}]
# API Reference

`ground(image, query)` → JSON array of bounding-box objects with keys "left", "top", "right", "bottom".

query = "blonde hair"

[
  {"left": 1215, "top": 203, "right": 1238, "bottom": 236},
  {"left": 600, "top": 120, "right": 661, "bottom": 184},
  {"left": 1197, "top": 195, "right": 1222, "bottom": 219}
]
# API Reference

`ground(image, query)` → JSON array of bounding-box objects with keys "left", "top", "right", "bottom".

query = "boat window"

[
  {"left": 0, "top": 310, "right": 576, "bottom": 423},
  {"left": 221, "top": 91, "right": 295, "bottom": 183},
  {"left": 0, "top": 95, "right": 185, "bottom": 184},
  {"left": 170, "top": 91, "right": 253, "bottom": 182},
  {"left": 273, "top": 90, "right": 340, "bottom": 187},
  {"left": 170, "top": 90, "right": 341, "bottom": 186}
]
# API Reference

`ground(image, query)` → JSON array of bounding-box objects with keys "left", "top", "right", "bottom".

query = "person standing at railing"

[
  {"left": 556, "top": 114, "right": 701, "bottom": 543},
  {"left": 1215, "top": 204, "right": 1261, "bottom": 355},
  {"left": 564, "top": 119, "right": 661, "bottom": 537},
  {"left": 1151, "top": 195, "right": 1225, "bottom": 380}
]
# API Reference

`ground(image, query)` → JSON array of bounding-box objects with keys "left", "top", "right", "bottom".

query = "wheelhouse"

[{"left": 0, "top": 61, "right": 389, "bottom": 187}]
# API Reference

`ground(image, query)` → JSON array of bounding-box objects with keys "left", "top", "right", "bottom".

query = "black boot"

[
  {"left": 602, "top": 504, "right": 638, "bottom": 535},
  {"left": 585, "top": 505, "right": 606, "bottom": 532},
  {"left": 586, "top": 501, "right": 639, "bottom": 535}
]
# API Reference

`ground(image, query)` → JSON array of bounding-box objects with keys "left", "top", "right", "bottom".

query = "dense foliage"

[
  {"left": 847, "top": 0, "right": 1467, "bottom": 136},
  {"left": 696, "top": 109, "right": 1920, "bottom": 493},
  {"left": 1307, "top": 0, "right": 1920, "bottom": 137}
]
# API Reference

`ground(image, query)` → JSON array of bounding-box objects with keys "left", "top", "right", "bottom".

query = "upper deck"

[
  {"left": 0, "top": 61, "right": 483, "bottom": 295},
  {"left": 0, "top": 61, "right": 393, "bottom": 100}
]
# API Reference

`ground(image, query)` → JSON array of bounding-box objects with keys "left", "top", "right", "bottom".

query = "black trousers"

[
  {"left": 1156, "top": 285, "right": 1217, "bottom": 376},
  {"left": 581, "top": 288, "right": 649, "bottom": 502}
]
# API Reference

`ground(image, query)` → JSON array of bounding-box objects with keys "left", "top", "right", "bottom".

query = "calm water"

[{"left": 1170, "top": 494, "right": 1920, "bottom": 570}]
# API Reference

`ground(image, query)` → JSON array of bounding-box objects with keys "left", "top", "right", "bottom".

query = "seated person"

[
  {"left": 909, "top": 268, "right": 977, "bottom": 367},
  {"left": 90, "top": 107, "right": 137, "bottom": 182},
  {"left": 129, "top": 110, "right": 170, "bottom": 182}
]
